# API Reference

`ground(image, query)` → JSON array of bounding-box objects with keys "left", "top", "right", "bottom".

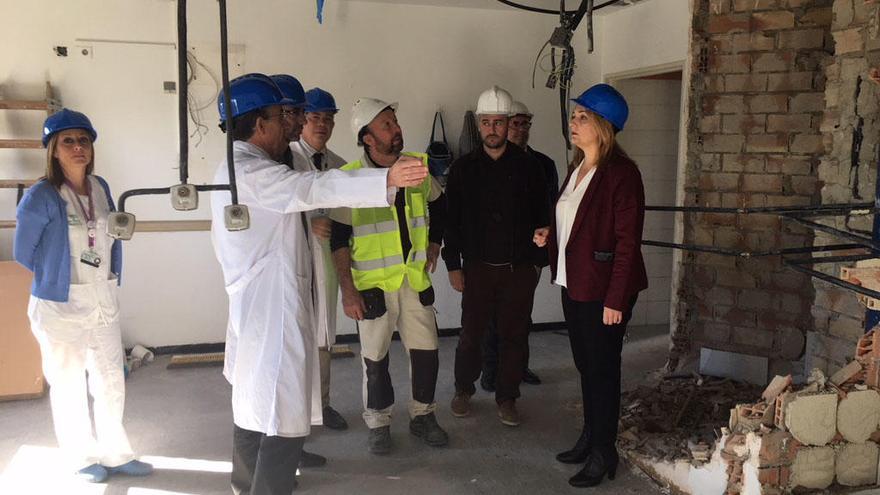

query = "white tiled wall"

[{"left": 614, "top": 78, "right": 682, "bottom": 326}]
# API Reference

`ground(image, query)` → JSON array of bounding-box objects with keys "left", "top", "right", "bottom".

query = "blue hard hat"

[
  {"left": 218, "top": 73, "right": 290, "bottom": 121},
  {"left": 304, "top": 87, "right": 338, "bottom": 113},
  {"left": 571, "top": 83, "right": 629, "bottom": 132},
  {"left": 42, "top": 108, "right": 97, "bottom": 147},
  {"left": 271, "top": 74, "right": 306, "bottom": 108}
]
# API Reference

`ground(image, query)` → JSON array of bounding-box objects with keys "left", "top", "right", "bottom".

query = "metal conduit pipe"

[
  {"left": 219, "top": 0, "right": 238, "bottom": 205},
  {"left": 178, "top": 0, "right": 188, "bottom": 185}
]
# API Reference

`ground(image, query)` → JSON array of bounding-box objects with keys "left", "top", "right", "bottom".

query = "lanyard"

[{"left": 65, "top": 178, "right": 97, "bottom": 249}]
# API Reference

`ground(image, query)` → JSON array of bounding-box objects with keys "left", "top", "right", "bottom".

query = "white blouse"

[{"left": 554, "top": 161, "right": 596, "bottom": 288}]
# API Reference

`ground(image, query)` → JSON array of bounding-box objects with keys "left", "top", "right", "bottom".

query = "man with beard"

[
  {"left": 443, "top": 86, "right": 549, "bottom": 427},
  {"left": 329, "top": 98, "right": 449, "bottom": 454},
  {"left": 210, "top": 75, "right": 428, "bottom": 495},
  {"left": 479, "top": 100, "right": 559, "bottom": 391}
]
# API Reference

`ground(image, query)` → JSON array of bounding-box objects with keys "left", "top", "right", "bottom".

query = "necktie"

[{"left": 312, "top": 152, "right": 324, "bottom": 171}]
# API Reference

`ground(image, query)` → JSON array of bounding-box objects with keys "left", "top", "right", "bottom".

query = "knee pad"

[{"left": 363, "top": 354, "right": 394, "bottom": 410}]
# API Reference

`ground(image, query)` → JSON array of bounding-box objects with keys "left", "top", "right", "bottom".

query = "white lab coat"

[
  {"left": 211, "top": 141, "right": 391, "bottom": 438},
  {"left": 288, "top": 139, "right": 347, "bottom": 347}
]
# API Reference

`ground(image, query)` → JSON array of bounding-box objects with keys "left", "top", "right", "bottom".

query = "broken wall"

[
  {"left": 675, "top": 0, "right": 834, "bottom": 377},
  {"left": 809, "top": 0, "right": 880, "bottom": 374}
]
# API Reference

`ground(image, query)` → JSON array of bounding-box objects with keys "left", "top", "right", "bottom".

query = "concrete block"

[
  {"left": 762, "top": 375, "right": 792, "bottom": 402},
  {"left": 838, "top": 390, "right": 880, "bottom": 443},
  {"left": 700, "top": 347, "right": 769, "bottom": 386},
  {"left": 831, "top": 360, "right": 864, "bottom": 386},
  {"left": 784, "top": 392, "right": 838, "bottom": 446},
  {"left": 790, "top": 446, "right": 835, "bottom": 490},
  {"left": 836, "top": 442, "right": 879, "bottom": 487}
]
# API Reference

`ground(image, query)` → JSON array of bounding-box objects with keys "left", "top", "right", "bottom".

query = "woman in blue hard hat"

[
  {"left": 14, "top": 109, "right": 152, "bottom": 483},
  {"left": 534, "top": 84, "right": 648, "bottom": 488}
]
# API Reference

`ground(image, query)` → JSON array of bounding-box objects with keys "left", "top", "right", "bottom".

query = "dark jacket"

[
  {"left": 548, "top": 151, "right": 648, "bottom": 311},
  {"left": 442, "top": 144, "right": 549, "bottom": 271},
  {"left": 528, "top": 146, "right": 559, "bottom": 207}
]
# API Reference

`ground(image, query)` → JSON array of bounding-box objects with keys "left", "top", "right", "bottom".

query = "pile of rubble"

[
  {"left": 619, "top": 330, "right": 880, "bottom": 494},
  {"left": 618, "top": 375, "right": 763, "bottom": 463}
]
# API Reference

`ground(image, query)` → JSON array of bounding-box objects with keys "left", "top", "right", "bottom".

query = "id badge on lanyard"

[{"left": 66, "top": 179, "right": 101, "bottom": 268}]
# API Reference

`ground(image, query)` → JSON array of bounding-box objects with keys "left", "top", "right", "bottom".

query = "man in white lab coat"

[
  {"left": 210, "top": 73, "right": 428, "bottom": 495},
  {"left": 287, "top": 87, "right": 349, "bottom": 431}
]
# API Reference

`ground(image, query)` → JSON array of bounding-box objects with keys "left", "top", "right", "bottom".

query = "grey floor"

[{"left": 0, "top": 326, "right": 669, "bottom": 495}]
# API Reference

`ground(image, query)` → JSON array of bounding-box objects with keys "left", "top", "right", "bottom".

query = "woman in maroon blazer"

[{"left": 535, "top": 84, "right": 647, "bottom": 488}]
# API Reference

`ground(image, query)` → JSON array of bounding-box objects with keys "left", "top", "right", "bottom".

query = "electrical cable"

[{"left": 496, "top": 0, "right": 624, "bottom": 14}]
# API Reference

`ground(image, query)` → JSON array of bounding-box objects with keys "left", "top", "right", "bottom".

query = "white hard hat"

[
  {"left": 351, "top": 97, "right": 398, "bottom": 137},
  {"left": 476, "top": 86, "right": 513, "bottom": 116},
  {"left": 510, "top": 100, "right": 533, "bottom": 118}
]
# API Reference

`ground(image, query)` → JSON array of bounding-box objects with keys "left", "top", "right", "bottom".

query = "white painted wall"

[
  {"left": 598, "top": 0, "right": 690, "bottom": 79},
  {"left": 0, "top": 0, "right": 604, "bottom": 346},
  {"left": 615, "top": 78, "right": 682, "bottom": 326}
]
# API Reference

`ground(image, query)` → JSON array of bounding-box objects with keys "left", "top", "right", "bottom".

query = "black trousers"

[
  {"left": 455, "top": 262, "right": 538, "bottom": 403},
  {"left": 232, "top": 424, "right": 305, "bottom": 495},
  {"left": 482, "top": 317, "right": 532, "bottom": 380},
  {"left": 561, "top": 289, "right": 637, "bottom": 452}
]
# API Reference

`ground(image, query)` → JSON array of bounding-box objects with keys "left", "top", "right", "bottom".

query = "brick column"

[
  {"left": 673, "top": 0, "right": 832, "bottom": 374},
  {"left": 809, "top": 0, "right": 880, "bottom": 373}
]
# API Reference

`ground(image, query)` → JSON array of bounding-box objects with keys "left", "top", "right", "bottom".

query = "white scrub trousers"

[{"left": 28, "top": 280, "right": 134, "bottom": 470}]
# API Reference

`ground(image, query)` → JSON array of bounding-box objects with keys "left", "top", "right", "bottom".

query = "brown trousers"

[{"left": 454, "top": 262, "right": 539, "bottom": 403}]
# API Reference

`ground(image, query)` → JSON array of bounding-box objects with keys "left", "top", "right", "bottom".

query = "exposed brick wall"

[
  {"left": 808, "top": 0, "right": 880, "bottom": 374},
  {"left": 672, "top": 0, "right": 833, "bottom": 374}
]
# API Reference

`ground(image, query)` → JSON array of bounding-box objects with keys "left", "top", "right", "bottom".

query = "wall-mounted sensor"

[
  {"left": 164, "top": 81, "right": 177, "bottom": 94},
  {"left": 54, "top": 46, "right": 68, "bottom": 57},
  {"left": 107, "top": 212, "right": 136, "bottom": 240},
  {"left": 224, "top": 204, "right": 250, "bottom": 231}
]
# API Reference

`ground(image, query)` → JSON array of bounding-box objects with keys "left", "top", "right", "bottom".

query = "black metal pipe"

[
  {"left": 117, "top": 184, "right": 231, "bottom": 212},
  {"left": 119, "top": 188, "right": 171, "bottom": 212},
  {"left": 642, "top": 240, "right": 870, "bottom": 258},
  {"left": 496, "top": 0, "right": 622, "bottom": 15},
  {"left": 783, "top": 259, "right": 880, "bottom": 301},
  {"left": 219, "top": 0, "right": 238, "bottom": 205},
  {"left": 785, "top": 254, "right": 878, "bottom": 265},
  {"left": 783, "top": 215, "right": 879, "bottom": 250},
  {"left": 178, "top": 0, "right": 188, "bottom": 185},
  {"left": 645, "top": 202, "right": 875, "bottom": 214}
]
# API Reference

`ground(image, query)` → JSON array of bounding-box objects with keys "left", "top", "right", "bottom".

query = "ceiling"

[{"left": 342, "top": 0, "right": 646, "bottom": 15}]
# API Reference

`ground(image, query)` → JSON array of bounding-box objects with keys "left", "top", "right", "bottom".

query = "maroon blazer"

[{"left": 548, "top": 152, "right": 648, "bottom": 311}]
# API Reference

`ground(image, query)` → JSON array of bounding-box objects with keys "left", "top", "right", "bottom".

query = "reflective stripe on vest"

[
  {"left": 341, "top": 153, "right": 432, "bottom": 293},
  {"left": 353, "top": 220, "right": 398, "bottom": 237}
]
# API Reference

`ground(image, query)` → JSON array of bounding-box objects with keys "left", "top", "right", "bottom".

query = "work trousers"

[
  {"left": 561, "top": 289, "right": 637, "bottom": 452},
  {"left": 455, "top": 262, "right": 539, "bottom": 403},
  {"left": 30, "top": 307, "right": 134, "bottom": 470},
  {"left": 231, "top": 425, "right": 305, "bottom": 495},
  {"left": 318, "top": 347, "right": 331, "bottom": 408},
  {"left": 357, "top": 279, "right": 439, "bottom": 429}
]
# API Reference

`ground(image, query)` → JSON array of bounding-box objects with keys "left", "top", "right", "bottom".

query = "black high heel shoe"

[
  {"left": 556, "top": 429, "right": 591, "bottom": 464},
  {"left": 568, "top": 448, "right": 619, "bottom": 488}
]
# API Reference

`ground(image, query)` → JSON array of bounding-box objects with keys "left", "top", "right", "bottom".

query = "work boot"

[
  {"left": 322, "top": 406, "right": 348, "bottom": 431},
  {"left": 497, "top": 400, "right": 520, "bottom": 427},
  {"left": 522, "top": 368, "right": 542, "bottom": 385},
  {"left": 299, "top": 449, "right": 327, "bottom": 468},
  {"left": 409, "top": 412, "right": 449, "bottom": 447},
  {"left": 480, "top": 371, "right": 496, "bottom": 392},
  {"left": 368, "top": 425, "right": 392, "bottom": 455},
  {"left": 450, "top": 392, "right": 472, "bottom": 417},
  {"left": 556, "top": 428, "right": 592, "bottom": 464}
]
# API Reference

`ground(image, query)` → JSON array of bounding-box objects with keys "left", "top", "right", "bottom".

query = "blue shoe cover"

[
  {"left": 107, "top": 459, "right": 153, "bottom": 476},
  {"left": 76, "top": 463, "right": 109, "bottom": 483}
]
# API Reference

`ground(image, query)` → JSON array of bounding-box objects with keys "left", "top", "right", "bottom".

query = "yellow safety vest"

[{"left": 341, "top": 152, "right": 432, "bottom": 292}]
